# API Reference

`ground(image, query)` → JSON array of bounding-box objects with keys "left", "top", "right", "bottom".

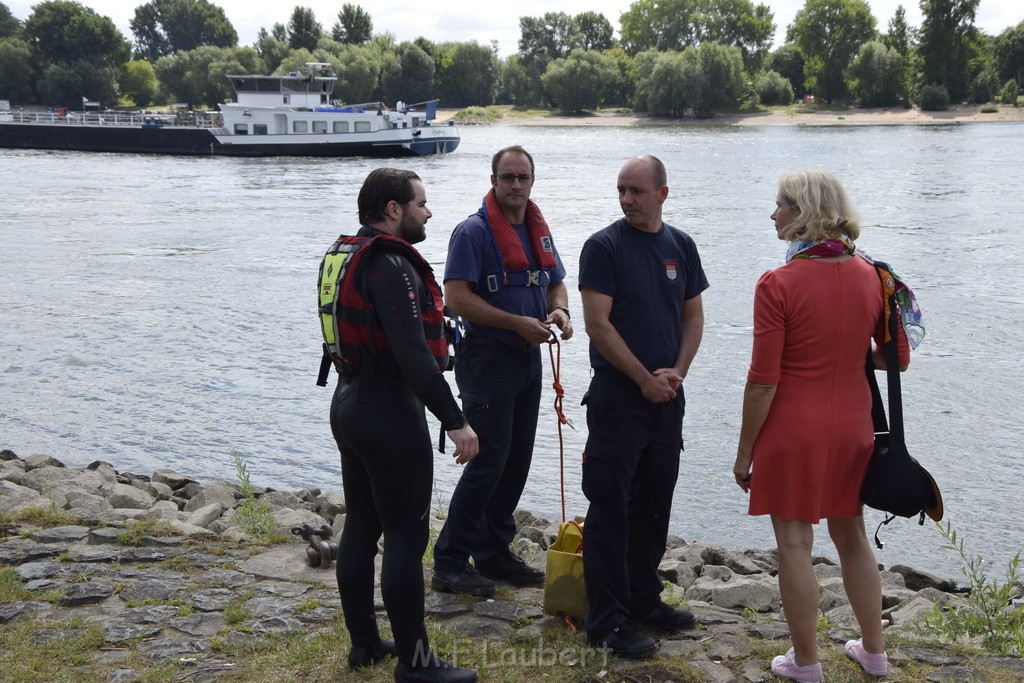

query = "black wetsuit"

[{"left": 330, "top": 226, "right": 464, "bottom": 666}]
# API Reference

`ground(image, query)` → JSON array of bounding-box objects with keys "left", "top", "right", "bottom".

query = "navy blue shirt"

[
  {"left": 579, "top": 218, "right": 709, "bottom": 372},
  {"left": 444, "top": 208, "right": 566, "bottom": 347}
]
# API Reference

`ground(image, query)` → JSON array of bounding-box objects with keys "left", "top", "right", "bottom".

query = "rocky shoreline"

[{"left": 2, "top": 448, "right": 1022, "bottom": 682}]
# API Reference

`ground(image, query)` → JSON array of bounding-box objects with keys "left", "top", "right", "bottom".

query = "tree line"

[{"left": 0, "top": 0, "right": 1021, "bottom": 117}]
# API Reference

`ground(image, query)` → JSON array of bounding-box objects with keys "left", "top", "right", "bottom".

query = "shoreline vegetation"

[
  {"left": 439, "top": 102, "right": 1024, "bottom": 127},
  {"left": 2, "top": 449, "right": 1023, "bottom": 682}
]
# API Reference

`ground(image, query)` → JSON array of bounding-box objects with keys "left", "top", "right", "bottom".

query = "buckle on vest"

[
  {"left": 486, "top": 274, "right": 500, "bottom": 293},
  {"left": 527, "top": 270, "right": 542, "bottom": 286}
]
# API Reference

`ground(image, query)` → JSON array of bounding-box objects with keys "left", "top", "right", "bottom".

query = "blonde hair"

[{"left": 777, "top": 169, "right": 860, "bottom": 242}]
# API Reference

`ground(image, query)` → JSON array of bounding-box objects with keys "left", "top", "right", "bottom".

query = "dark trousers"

[
  {"left": 434, "top": 340, "right": 542, "bottom": 569},
  {"left": 581, "top": 369, "right": 685, "bottom": 638},
  {"left": 331, "top": 375, "right": 433, "bottom": 666}
]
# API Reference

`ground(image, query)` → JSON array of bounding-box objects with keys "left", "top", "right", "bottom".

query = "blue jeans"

[{"left": 433, "top": 339, "right": 542, "bottom": 569}]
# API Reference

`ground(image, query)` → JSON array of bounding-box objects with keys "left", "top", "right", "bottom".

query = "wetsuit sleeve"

[{"left": 364, "top": 252, "right": 465, "bottom": 431}]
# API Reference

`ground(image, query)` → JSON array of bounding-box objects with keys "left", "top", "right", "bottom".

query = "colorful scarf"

[{"left": 787, "top": 236, "right": 925, "bottom": 349}]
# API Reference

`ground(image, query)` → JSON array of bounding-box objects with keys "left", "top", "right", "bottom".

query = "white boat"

[{"left": 0, "top": 63, "right": 460, "bottom": 158}]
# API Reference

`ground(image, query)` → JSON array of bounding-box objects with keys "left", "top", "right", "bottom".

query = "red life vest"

[
  {"left": 481, "top": 189, "right": 557, "bottom": 292},
  {"left": 317, "top": 234, "right": 448, "bottom": 386}
]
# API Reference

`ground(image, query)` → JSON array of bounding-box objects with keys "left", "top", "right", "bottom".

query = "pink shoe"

[
  {"left": 845, "top": 639, "right": 888, "bottom": 676},
  {"left": 770, "top": 648, "right": 824, "bottom": 683}
]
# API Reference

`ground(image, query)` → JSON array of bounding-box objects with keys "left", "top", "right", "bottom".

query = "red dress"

[{"left": 747, "top": 257, "right": 909, "bottom": 523}]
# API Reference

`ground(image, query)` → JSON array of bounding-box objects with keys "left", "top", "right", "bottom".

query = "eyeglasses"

[{"left": 496, "top": 173, "right": 533, "bottom": 184}]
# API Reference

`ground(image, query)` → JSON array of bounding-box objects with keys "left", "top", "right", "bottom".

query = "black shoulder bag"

[{"left": 860, "top": 262, "right": 943, "bottom": 549}]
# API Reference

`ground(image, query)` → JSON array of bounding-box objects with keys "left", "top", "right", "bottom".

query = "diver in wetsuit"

[{"left": 328, "top": 167, "right": 479, "bottom": 683}]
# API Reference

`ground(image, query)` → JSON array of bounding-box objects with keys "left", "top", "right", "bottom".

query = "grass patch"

[
  {"left": 223, "top": 592, "right": 254, "bottom": 625},
  {"left": 4, "top": 504, "right": 78, "bottom": 528},
  {"left": 231, "top": 451, "right": 287, "bottom": 543},
  {"left": 115, "top": 518, "right": 179, "bottom": 546},
  {"left": 0, "top": 566, "right": 62, "bottom": 604},
  {"left": 980, "top": 103, "right": 999, "bottom": 113},
  {"left": 914, "top": 521, "right": 1024, "bottom": 656}
]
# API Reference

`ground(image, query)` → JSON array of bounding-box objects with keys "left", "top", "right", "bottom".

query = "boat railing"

[{"left": 4, "top": 110, "right": 224, "bottom": 128}]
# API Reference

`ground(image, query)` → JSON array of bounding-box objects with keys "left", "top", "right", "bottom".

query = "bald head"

[{"left": 617, "top": 154, "right": 669, "bottom": 233}]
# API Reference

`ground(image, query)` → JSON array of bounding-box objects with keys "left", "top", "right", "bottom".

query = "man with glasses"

[{"left": 432, "top": 145, "right": 573, "bottom": 595}]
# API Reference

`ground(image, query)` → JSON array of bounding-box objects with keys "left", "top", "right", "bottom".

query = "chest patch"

[{"left": 663, "top": 259, "right": 679, "bottom": 282}]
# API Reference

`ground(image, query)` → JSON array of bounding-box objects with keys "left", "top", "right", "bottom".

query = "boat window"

[
  {"left": 293, "top": 120, "right": 308, "bottom": 133},
  {"left": 283, "top": 95, "right": 290, "bottom": 105},
  {"left": 253, "top": 124, "right": 268, "bottom": 135},
  {"left": 333, "top": 121, "right": 349, "bottom": 133},
  {"left": 354, "top": 121, "right": 371, "bottom": 133},
  {"left": 412, "top": 117, "right": 420, "bottom": 126},
  {"left": 312, "top": 121, "right": 327, "bottom": 133},
  {"left": 233, "top": 123, "right": 248, "bottom": 135}
]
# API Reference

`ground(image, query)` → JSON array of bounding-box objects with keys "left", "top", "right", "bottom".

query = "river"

[{"left": 2, "top": 121, "right": 1022, "bottom": 581}]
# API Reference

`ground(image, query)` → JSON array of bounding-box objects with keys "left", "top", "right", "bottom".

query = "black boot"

[
  {"left": 394, "top": 656, "right": 477, "bottom": 682},
  {"left": 348, "top": 638, "right": 396, "bottom": 670}
]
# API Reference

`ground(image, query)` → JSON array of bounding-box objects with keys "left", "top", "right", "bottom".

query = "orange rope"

[{"left": 547, "top": 336, "right": 573, "bottom": 523}]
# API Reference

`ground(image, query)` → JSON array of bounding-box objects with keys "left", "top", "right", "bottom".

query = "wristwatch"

[{"left": 552, "top": 306, "right": 570, "bottom": 319}]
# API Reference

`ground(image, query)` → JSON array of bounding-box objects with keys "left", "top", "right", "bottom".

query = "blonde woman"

[{"left": 734, "top": 170, "right": 921, "bottom": 682}]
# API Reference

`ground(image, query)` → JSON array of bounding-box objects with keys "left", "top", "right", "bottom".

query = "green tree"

[
  {"left": 1, "top": 2, "right": 21, "bottom": 38},
  {"left": 770, "top": 44, "right": 805, "bottom": 98},
  {"left": 884, "top": 4, "right": 914, "bottom": 56},
  {"left": 435, "top": 40, "right": 497, "bottom": 107},
  {"left": 255, "top": 28, "right": 289, "bottom": 73},
  {"left": 572, "top": 11, "right": 615, "bottom": 51},
  {"left": 848, "top": 40, "right": 903, "bottom": 105},
  {"left": 24, "top": 1, "right": 131, "bottom": 69},
  {"left": 619, "top": 0, "right": 774, "bottom": 70},
  {"left": 636, "top": 42, "right": 744, "bottom": 117},
  {"left": 332, "top": 3, "right": 372, "bottom": 45},
  {"left": 129, "top": 0, "right": 237, "bottom": 62},
  {"left": 120, "top": 58, "right": 157, "bottom": 106},
  {"left": 380, "top": 41, "right": 434, "bottom": 105},
  {"left": 883, "top": 5, "right": 916, "bottom": 101},
  {"left": 288, "top": 6, "right": 322, "bottom": 52},
  {"left": 604, "top": 47, "right": 636, "bottom": 107},
  {"left": 690, "top": 41, "right": 745, "bottom": 116},
  {"left": 541, "top": 48, "right": 617, "bottom": 113},
  {"left": 38, "top": 60, "right": 119, "bottom": 108},
  {"left": 754, "top": 69, "right": 795, "bottom": 104},
  {"left": 333, "top": 43, "right": 381, "bottom": 103},
  {"left": 918, "top": 0, "right": 979, "bottom": 102},
  {"left": 788, "top": 0, "right": 877, "bottom": 103},
  {"left": 643, "top": 50, "right": 699, "bottom": 116},
  {"left": 0, "top": 37, "right": 33, "bottom": 101},
  {"left": 155, "top": 45, "right": 260, "bottom": 107},
  {"left": 495, "top": 53, "right": 529, "bottom": 104},
  {"left": 994, "top": 21, "right": 1024, "bottom": 86}
]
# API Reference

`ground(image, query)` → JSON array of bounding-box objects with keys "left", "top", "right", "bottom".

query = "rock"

[
  {"left": 151, "top": 468, "right": 197, "bottom": 491},
  {"left": 60, "top": 580, "right": 115, "bottom": 606},
  {"left": 30, "top": 525, "right": 91, "bottom": 543},
  {"left": 24, "top": 453, "right": 65, "bottom": 470},
  {"left": 183, "top": 485, "right": 236, "bottom": 512},
  {"left": 315, "top": 491, "right": 345, "bottom": 519},
  {"left": 185, "top": 502, "right": 225, "bottom": 529},
  {"left": 0, "top": 479, "right": 44, "bottom": 511},
  {"left": 271, "top": 507, "right": 329, "bottom": 533},
  {"left": 891, "top": 564, "right": 959, "bottom": 592},
  {"left": 107, "top": 483, "right": 156, "bottom": 510},
  {"left": 925, "top": 666, "right": 988, "bottom": 681}
]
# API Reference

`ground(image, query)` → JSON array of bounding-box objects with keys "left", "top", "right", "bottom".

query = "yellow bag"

[{"left": 542, "top": 520, "right": 588, "bottom": 620}]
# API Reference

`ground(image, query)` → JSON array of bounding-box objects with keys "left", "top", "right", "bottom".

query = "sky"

[{"left": 7, "top": 0, "right": 1022, "bottom": 59}]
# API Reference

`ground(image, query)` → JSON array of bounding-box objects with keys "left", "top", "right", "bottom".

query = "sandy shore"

[{"left": 439, "top": 103, "right": 1024, "bottom": 127}]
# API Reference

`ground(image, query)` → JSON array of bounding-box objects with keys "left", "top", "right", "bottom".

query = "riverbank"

[
  {"left": 438, "top": 103, "right": 1024, "bottom": 127},
  {"left": 3, "top": 449, "right": 1023, "bottom": 682}
]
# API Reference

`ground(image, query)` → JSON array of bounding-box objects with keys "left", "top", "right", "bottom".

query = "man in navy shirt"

[
  {"left": 578, "top": 154, "right": 709, "bottom": 658},
  {"left": 432, "top": 145, "right": 573, "bottom": 595}
]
